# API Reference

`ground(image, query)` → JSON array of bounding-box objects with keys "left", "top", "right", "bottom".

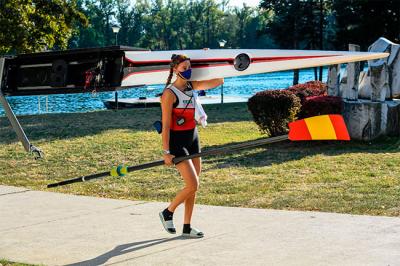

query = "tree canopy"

[
  {"left": 0, "top": 0, "right": 399, "bottom": 54},
  {"left": 0, "top": 0, "right": 87, "bottom": 54}
]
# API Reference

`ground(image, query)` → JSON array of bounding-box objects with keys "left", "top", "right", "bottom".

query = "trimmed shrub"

[
  {"left": 286, "top": 81, "right": 327, "bottom": 104},
  {"left": 248, "top": 90, "right": 301, "bottom": 136},
  {"left": 298, "top": 96, "right": 343, "bottom": 119}
]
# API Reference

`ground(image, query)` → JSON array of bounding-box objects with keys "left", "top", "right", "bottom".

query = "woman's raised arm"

[{"left": 191, "top": 78, "right": 224, "bottom": 91}]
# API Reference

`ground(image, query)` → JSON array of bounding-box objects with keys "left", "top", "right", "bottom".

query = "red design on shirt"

[{"left": 170, "top": 108, "right": 195, "bottom": 130}]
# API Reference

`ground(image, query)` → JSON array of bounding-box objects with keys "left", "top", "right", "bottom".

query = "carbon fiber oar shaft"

[
  {"left": 173, "top": 134, "right": 288, "bottom": 164},
  {"left": 47, "top": 135, "right": 288, "bottom": 188}
]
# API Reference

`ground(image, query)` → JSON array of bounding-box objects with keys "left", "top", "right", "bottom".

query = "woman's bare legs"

[
  {"left": 167, "top": 159, "right": 199, "bottom": 213},
  {"left": 183, "top": 157, "right": 201, "bottom": 224}
]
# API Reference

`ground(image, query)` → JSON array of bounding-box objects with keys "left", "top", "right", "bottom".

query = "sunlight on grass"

[
  {"left": 1, "top": 102, "right": 399, "bottom": 216},
  {"left": 0, "top": 259, "right": 38, "bottom": 266}
]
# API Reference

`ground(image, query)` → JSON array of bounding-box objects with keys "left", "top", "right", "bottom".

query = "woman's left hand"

[{"left": 164, "top": 154, "right": 175, "bottom": 166}]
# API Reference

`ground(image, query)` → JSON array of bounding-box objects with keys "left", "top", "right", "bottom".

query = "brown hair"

[{"left": 163, "top": 54, "right": 190, "bottom": 90}]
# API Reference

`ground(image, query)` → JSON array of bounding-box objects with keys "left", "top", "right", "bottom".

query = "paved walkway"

[{"left": 0, "top": 185, "right": 399, "bottom": 266}]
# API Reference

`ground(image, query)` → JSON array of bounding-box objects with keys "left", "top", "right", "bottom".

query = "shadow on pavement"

[{"left": 66, "top": 236, "right": 190, "bottom": 266}]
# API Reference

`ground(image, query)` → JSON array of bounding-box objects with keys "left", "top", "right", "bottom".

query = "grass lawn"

[
  {"left": 1, "top": 102, "right": 399, "bottom": 216},
  {"left": 0, "top": 259, "right": 37, "bottom": 266}
]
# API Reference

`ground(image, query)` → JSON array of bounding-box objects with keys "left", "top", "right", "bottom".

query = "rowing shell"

[
  {"left": 122, "top": 49, "right": 389, "bottom": 87},
  {"left": 1, "top": 47, "right": 389, "bottom": 96}
]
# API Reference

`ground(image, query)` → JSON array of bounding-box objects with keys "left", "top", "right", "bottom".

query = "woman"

[{"left": 159, "top": 54, "right": 223, "bottom": 238}]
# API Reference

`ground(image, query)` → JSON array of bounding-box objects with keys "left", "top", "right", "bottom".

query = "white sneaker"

[
  {"left": 159, "top": 211, "right": 176, "bottom": 234},
  {"left": 182, "top": 227, "right": 204, "bottom": 238}
]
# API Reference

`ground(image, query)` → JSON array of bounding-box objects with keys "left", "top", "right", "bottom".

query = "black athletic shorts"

[{"left": 169, "top": 127, "right": 201, "bottom": 159}]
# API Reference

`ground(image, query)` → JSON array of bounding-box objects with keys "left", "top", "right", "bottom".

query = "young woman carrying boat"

[{"left": 159, "top": 54, "right": 223, "bottom": 238}]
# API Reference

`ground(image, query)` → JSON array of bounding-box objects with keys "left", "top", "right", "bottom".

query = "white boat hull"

[{"left": 122, "top": 49, "right": 389, "bottom": 87}]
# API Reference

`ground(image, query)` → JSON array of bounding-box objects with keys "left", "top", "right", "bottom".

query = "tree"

[
  {"left": 131, "top": 0, "right": 150, "bottom": 47},
  {"left": 259, "top": 0, "right": 332, "bottom": 83},
  {"left": 259, "top": 0, "right": 305, "bottom": 84},
  {"left": 0, "top": 0, "right": 87, "bottom": 54},
  {"left": 333, "top": 0, "right": 400, "bottom": 50},
  {"left": 233, "top": 4, "right": 254, "bottom": 48},
  {"left": 115, "top": 0, "right": 134, "bottom": 46},
  {"left": 69, "top": 0, "right": 106, "bottom": 48}
]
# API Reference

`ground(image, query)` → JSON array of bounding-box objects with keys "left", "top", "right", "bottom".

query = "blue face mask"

[{"left": 178, "top": 68, "right": 192, "bottom": 80}]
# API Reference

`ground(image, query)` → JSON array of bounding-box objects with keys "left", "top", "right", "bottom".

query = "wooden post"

[
  {"left": 327, "top": 64, "right": 340, "bottom": 96},
  {"left": 345, "top": 44, "right": 361, "bottom": 100}
]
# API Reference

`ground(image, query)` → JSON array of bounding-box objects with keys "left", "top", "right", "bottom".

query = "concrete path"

[{"left": 1, "top": 185, "right": 399, "bottom": 266}]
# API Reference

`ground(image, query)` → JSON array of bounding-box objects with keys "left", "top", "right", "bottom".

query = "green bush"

[{"left": 247, "top": 90, "right": 301, "bottom": 136}]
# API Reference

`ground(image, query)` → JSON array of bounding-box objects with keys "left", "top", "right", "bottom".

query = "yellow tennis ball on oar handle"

[
  {"left": 110, "top": 165, "right": 128, "bottom": 177},
  {"left": 110, "top": 166, "right": 118, "bottom": 177},
  {"left": 119, "top": 165, "right": 128, "bottom": 175}
]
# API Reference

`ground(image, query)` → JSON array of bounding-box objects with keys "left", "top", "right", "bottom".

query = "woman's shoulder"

[
  {"left": 162, "top": 87, "right": 174, "bottom": 96},
  {"left": 161, "top": 87, "right": 177, "bottom": 101}
]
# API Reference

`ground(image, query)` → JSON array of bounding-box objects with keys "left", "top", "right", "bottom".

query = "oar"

[{"left": 47, "top": 114, "right": 350, "bottom": 188}]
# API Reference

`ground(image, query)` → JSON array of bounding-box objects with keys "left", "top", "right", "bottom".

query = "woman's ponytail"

[{"left": 164, "top": 67, "right": 174, "bottom": 91}]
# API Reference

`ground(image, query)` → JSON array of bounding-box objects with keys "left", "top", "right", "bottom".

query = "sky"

[{"left": 227, "top": 0, "right": 260, "bottom": 7}]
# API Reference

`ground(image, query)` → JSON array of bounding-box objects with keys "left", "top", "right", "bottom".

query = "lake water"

[{"left": 0, "top": 68, "right": 330, "bottom": 116}]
